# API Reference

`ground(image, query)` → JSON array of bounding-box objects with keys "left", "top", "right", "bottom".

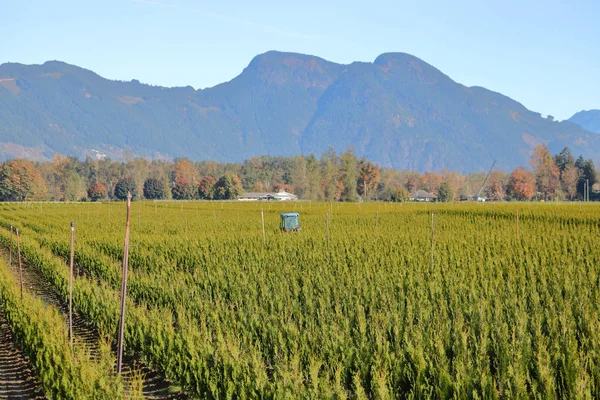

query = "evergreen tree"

[
  {"left": 143, "top": 177, "right": 166, "bottom": 200},
  {"left": 114, "top": 176, "right": 137, "bottom": 200}
]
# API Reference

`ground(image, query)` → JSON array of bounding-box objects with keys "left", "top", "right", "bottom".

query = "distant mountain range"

[
  {"left": 0, "top": 51, "right": 598, "bottom": 172},
  {"left": 569, "top": 110, "right": 600, "bottom": 134}
]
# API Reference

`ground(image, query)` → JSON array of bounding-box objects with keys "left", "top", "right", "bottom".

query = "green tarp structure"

[{"left": 280, "top": 212, "right": 301, "bottom": 231}]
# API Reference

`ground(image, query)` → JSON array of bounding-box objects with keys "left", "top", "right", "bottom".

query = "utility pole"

[{"left": 587, "top": 179, "right": 590, "bottom": 202}]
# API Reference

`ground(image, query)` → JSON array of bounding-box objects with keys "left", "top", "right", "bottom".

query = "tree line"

[{"left": 0, "top": 146, "right": 596, "bottom": 202}]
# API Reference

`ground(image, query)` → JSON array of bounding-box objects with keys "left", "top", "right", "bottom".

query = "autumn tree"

[
  {"left": 530, "top": 145, "right": 560, "bottom": 200},
  {"left": 421, "top": 172, "right": 442, "bottom": 195},
  {"left": 87, "top": 182, "right": 107, "bottom": 202},
  {"left": 0, "top": 159, "right": 47, "bottom": 201},
  {"left": 172, "top": 179, "right": 196, "bottom": 200},
  {"left": 173, "top": 159, "right": 199, "bottom": 186},
  {"left": 114, "top": 176, "right": 137, "bottom": 200},
  {"left": 561, "top": 164, "right": 581, "bottom": 200},
  {"left": 214, "top": 173, "right": 243, "bottom": 200},
  {"left": 506, "top": 167, "right": 536, "bottom": 200},
  {"left": 485, "top": 170, "right": 507, "bottom": 201},
  {"left": 357, "top": 159, "right": 380, "bottom": 200},
  {"left": 198, "top": 176, "right": 217, "bottom": 200},
  {"left": 143, "top": 177, "right": 166, "bottom": 200}
]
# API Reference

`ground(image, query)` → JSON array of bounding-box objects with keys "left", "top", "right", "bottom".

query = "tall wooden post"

[
  {"left": 69, "top": 221, "right": 75, "bottom": 349},
  {"left": 116, "top": 192, "right": 132, "bottom": 374},
  {"left": 16, "top": 229, "right": 23, "bottom": 300}
]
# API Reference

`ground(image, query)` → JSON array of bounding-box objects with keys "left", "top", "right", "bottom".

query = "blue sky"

[{"left": 2, "top": 0, "right": 598, "bottom": 120}]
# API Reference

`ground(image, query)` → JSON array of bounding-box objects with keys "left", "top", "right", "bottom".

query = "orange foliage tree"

[
  {"left": 0, "top": 159, "right": 47, "bottom": 201},
  {"left": 530, "top": 145, "right": 560, "bottom": 200},
  {"left": 506, "top": 167, "right": 536, "bottom": 200}
]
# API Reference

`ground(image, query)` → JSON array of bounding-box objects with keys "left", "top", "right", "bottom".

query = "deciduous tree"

[
  {"left": 530, "top": 145, "right": 560, "bottom": 200},
  {"left": 198, "top": 176, "right": 217, "bottom": 200},
  {"left": 172, "top": 179, "right": 196, "bottom": 200},
  {"left": 0, "top": 159, "right": 47, "bottom": 201},
  {"left": 506, "top": 167, "right": 536, "bottom": 200},
  {"left": 214, "top": 173, "right": 243, "bottom": 200},
  {"left": 87, "top": 182, "right": 107, "bottom": 202}
]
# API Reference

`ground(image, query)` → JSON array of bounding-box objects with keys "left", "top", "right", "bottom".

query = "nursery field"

[{"left": 0, "top": 201, "right": 600, "bottom": 399}]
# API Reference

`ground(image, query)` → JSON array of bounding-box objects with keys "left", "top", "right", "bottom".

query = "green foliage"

[
  {"left": 214, "top": 173, "right": 243, "bottom": 200},
  {"left": 113, "top": 176, "right": 137, "bottom": 201},
  {"left": 0, "top": 258, "right": 124, "bottom": 398},
  {"left": 143, "top": 177, "right": 166, "bottom": 200},
  {"left": 171, "top": 179, "right": 196, "bottom": 200},
  {"left": 437, "top": 181, "right": 453, "bottom": 202},
  {"left": 3, "top": 202, "right": 600, "bottom": 398},
  {"left": 381, "top": 186, "right": 410, "bottom": 202}
]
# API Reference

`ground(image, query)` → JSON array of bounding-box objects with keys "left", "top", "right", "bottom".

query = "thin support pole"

[
  {"left": 69, "top": 221, "right": 75, "bottom": 350},
  {"left": 116, "top": 192, "right": 132, "bottom": 374},
  {"left": 9, "top": 225, "right": 13, "bottom": 268},
  {"left": 261, "top": 209, "right": 266, "bottom": 246},
  {"left": 376, "top": 211, "right": 379, "bottom": 228},
  {"left": 326, "top": 211, "right": 330, "bottom": 252},
  {"left": 431, "top": 212, "right": 434, "bottom": 270},
  {"left": 516, "top": 209, "right": 519, "bottom": 240},
  {"left": 16, "top": 229, "right": 23, "bottom": 300}
]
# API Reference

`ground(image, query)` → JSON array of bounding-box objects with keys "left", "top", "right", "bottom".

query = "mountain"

[
  {"left": 569, "top": 110, "right": 600, "bottom": 134},
  {"left": 1, "top": 52, "right": 598, "bottom": 172}
]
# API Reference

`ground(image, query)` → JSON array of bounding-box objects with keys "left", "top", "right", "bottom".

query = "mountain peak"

[
  {"left": 569, "top": 109, "right": 600, "bottom": 133},
  {"left": 240, "top": 51, "right": 342, "bottom": 88}
]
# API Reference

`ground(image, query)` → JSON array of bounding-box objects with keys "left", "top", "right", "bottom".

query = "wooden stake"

[
  {"left": 431, "top": 212, "right": 434, "bottom": 270},
  {"left": 69, "top": 221, "right": 75, "bottom": 350},
  {"left": 516, "top": 209, "right": 519, "bottom": 240},
  {"left": 261, "top": 208, "right": 266, "bottom": 246},
  {"left": 16, "top": 229, "right": 23, "bottom": 300},
  {"left": 116, "top": 192, "right": 132, "bottom": 374},
  {"left": 9, "top": 225, "right": 13, "bottom": 268},
  {"left": 326, "top": 211, "right": 330, "bottom": 252}
]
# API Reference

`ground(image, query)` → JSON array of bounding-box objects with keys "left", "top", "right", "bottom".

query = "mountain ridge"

[
  {"left": 569, "top": 110, "right": 600, "bottom": 134},
  {"left": 0, "top": 51, "right": 597, "bottom": 172}
]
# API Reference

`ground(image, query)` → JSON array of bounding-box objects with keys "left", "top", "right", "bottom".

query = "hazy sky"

[{"left": 2, "top": 0, "right": 598, "bottom": 120}]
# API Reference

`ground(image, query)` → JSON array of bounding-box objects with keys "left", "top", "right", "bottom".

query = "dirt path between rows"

[
  {"left": 0, "top": 243, "right": 186, "bottom": 399},
  {"left": 0, "top": 310, "right": 45, "bottom": 400}
]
